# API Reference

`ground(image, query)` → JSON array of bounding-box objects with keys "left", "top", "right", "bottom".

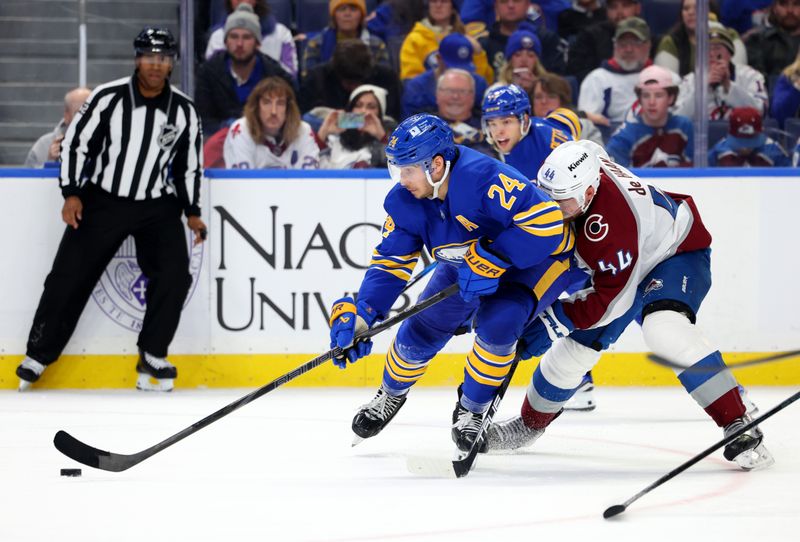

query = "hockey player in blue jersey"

[
  {"left": 480, "top": 83, "right": 581, "bottom": 179},
  {"left": 328, "top": 113, "right": 578, "bottom": 452}
]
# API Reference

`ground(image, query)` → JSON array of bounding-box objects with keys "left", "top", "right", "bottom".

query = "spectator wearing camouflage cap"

[
  {"left": 301, "top": 0, "right": 389, "bottom": 79},
  {"left": 578, "top": 16, "right": 653, "bottom": 124},
  {"left": 195, "top": 3, "right": 294, "bottom": 136},
  {"left": 567, "top": 0, "right": 642, "bottom": 82},
  {"left": 675, "top": 26, "right": 768, "bottom": 120}
]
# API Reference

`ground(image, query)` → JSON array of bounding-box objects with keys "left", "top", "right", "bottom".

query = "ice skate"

[
  {"left": 485, "top": 416, "right": 544, "bottom": 451},
  {"left": 563, "top": 372, "right": 596, "bottom": 411},
  {"left": 16, "top": 357, "right": 46, "bottom": 391},
  {"left": 351, "top": 387, "right": 407, "bottom": 444},
  {"left": 451, "top": 401, "right": 486, "bottom": 453},
  {"left": 136, "top": 350, "right": 176, "bottom": 392},
  {"left": 723, "top": 415, "right": 774, "bottom": 471}
]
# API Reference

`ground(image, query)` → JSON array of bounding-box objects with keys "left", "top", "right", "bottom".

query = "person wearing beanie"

[
  {"left": 205, "top": 1, "right": 298, "bottom": 78},
  {"left": 674, "top": 27, "right": 767, "bottom": 120},
  {"left": 316, "top": 84, "right": 397, "bottom": 169},
  {"left": 708, "top": 106, "right": 790, "bottom": 166},
  {"left": 195, "top": 2, "right": 294, "bottom": 137},
  {"left": 398, "top": 0, "right": 493, "bottom": 83},
  {"left": 301, "top": 0, "right": 389, "bottom": 79},
  {"left": 606, "top": 65, "right": 695, "bottom": 168},
  {"left": 495, "top": 29, "right": 548, "bottom": 96}
]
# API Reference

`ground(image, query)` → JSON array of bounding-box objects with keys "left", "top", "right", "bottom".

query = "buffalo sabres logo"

[
  {"left": 157, "top": 123, "right": 179, "bottom": 151},
  {"left": 432, "top": 242, "right": 472, "bottom": 264}
]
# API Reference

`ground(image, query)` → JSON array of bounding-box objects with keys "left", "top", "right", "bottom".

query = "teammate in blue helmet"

[
  {"left": 481, "top": 84, "right": 582, "bottom": 179},
  {"left": 327, "top": 112, "right": 580, "bottom": 456}
]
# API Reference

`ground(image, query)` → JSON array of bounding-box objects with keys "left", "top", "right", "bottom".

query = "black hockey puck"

[{"left": 60, "top": 468, "right": 82, "bottom": 477}]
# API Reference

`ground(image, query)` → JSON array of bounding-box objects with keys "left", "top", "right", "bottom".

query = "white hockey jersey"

[
  {"left": 577, "top": 61, "right": 640, "bottom": 123},
  {"left": 563, "top": 158, "right": 712, "bottom": 329},
  {"left": 674, "top": 63, "right": 768, "bottom": 120},
  {"left": 223, "top": 117, "right": 320, "bottom": 170}
]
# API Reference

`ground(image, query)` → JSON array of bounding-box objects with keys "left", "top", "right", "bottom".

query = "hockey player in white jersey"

[{"left": 486, "top": 140, "right": 774, "bottom": 471}]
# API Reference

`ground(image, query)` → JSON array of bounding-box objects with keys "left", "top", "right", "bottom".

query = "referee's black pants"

[{"left": 26, "top": 185, "right": 192, "bottom": 365}]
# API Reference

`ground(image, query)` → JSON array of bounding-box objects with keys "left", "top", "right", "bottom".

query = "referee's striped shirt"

[{"left": 60, "top": 74, "right": 203, "bottom": 216}]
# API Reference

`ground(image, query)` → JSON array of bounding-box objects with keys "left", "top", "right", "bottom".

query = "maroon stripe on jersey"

[
  {"left": 521, "top": 396, "right": 560, "bottom": 430},
  {"left": 703, "top": 387, "right": 747, "bottom": 427}
]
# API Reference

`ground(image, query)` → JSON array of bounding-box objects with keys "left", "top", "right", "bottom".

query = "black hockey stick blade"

[
  {"left": 53, "top": 283, "right": 459, "bottom": 472},
  {"left": 406, "top": 354, "right": 521, "bottom": 478},
  {"left": 452, "top": 356, "right": 520, "bottom": 478},
  {"left": 647, "top": 349, "right": 800, "bottom": 372},
  {"left": 603, "top": 388, "right": 800, "bottom": 520}
]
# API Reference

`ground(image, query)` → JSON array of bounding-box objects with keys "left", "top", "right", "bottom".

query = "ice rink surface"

[{"left": 1, "top": 386, "right": 797, "bottom": 542}]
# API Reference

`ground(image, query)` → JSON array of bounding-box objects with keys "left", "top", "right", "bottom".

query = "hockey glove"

[
  {"left": 329, "top": 297, "right": 379, "bottom": 368},
  {"left": 457, "top": 238, "right": 511, "bottom": 302}
]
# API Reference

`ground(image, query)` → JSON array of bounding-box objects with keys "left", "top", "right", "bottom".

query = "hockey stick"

[
  {"left": 53, "top": 283, "right": 459, "bottom": 472},
  {"left": 603, "top": 388, "right": 800, "bottom": 519},
  {"left": 647, "top": 349, "right": 800, "bottom": 372},
  {"left": 404, "top": 260, "right": 437, "bottom": 291},
  {"left": 407, "top": 353, "right": 522, "bottom": 479}
]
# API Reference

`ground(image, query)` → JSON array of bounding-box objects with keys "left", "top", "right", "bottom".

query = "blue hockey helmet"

[
  {"left": 385, "top": 114, "right": 457, "bottom": 199},
  {"left": 481, "top": 84, "right": 531, "bottom": 152}
]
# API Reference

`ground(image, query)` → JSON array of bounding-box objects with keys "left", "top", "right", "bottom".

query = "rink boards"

[{"left": 0, "top": 168, "right": 798, "bottom": 389}]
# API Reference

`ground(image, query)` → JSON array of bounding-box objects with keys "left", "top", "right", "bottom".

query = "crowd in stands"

[{"left": 30, "top": 0, "right": 800, "bottom": 169}]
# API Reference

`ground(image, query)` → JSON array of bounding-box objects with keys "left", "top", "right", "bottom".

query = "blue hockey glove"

[
  {"left": 457, "top": 238, "right": 511, "bottom": 302},
  {"left": 520, "top": 302, "right": 575, "bottom": 358},
  {"left": 329, "top": 297, "right": 379, "bottom": 369}
]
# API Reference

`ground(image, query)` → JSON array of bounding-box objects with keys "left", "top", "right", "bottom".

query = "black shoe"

[
  {"left": 352, "top": 388, "right": 407, "bottom": 439},
  {"left": 136, "top": 350, "right": 177, "bottom": 380}
]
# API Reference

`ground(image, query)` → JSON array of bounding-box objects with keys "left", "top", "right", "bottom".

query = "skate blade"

[
  {"left": 136, "top": 374, "right": 174, "bottom": 392},
  {"left": 735, "top": 443, "right": 775, "bottom": 471},
  {"left": 351, "top": 435, "right": 365, "bottom": 447},
  {"left": 18, "top": 380, "right": 33, "bottom": 392},
  {"left": 406, "top": 455, "right": 457, "bottom": 478}
]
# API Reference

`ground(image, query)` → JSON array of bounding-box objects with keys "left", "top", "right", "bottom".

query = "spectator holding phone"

[
  {"left": 223, "top": 76, "right": 320, "bottom": 169},
  {"left": 493, "top": 29, "right": 548, "bottom": 97},
  {"left": 316, "top": 84, "right": 396, "bottom": 168}
]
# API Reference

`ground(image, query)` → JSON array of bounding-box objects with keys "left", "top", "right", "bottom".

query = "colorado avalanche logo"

[
  {"left": 91, "top": 231, "right": 203, "bottom": 332},
  {"left": 644, "top": 278, "right": 663, "bottom": 294},
  {"left": 583, "top": 213, "right": 609, "bottom": 242}
]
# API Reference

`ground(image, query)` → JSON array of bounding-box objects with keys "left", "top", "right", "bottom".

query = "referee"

[{"left": 16, "top": 27, "right": 206, "bottom": 392}]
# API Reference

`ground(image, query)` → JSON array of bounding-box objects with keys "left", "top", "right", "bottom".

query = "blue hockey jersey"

[{"left": 359, "top": 145, "right": 574, "bottom": 317}]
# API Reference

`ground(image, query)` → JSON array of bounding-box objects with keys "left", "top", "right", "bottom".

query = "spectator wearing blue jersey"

[
  {"left": 366, "top": 0, "right": 426, "bottom": 42},
  {"left": 721, "top": 0, "right": 772, "bottom": 34},
  {"left": 401, "top": 33, "right": 488, "bottom": 118},
  {"left": 607, "top": 65, "right": 694, "bottom": 168},
  {"left": 301, "top": 0, "right": 390, "bottom": 79},
  {"left": 461, "top": 0, "right": 571, "bottom": 33},
  {"left": 708, "top": 106, "right": 790, "bottom": 166}
]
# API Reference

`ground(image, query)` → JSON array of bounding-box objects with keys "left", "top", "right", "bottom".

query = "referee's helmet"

[{"left": 134, "top": 27, "right": 178, "bottom": 57}]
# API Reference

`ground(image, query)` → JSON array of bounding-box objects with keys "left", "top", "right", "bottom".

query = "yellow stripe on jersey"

[
  {"left": 368, "top": 251, "right": 420, "bottom": 281},
  {"left": 533, "top": 258, "right": 572, "bottom": 301},
  {"left": 551, "top": 224, "right": 575, "bottom": 256},
  {"left": 385, "top": 342, "right": 429, "bottom": 382},
  {"left": 473, "top": 341, "right": 514, "bottom": 364},
  {"left": 546, "top": 107, "right": 582, "bottom": 140},
  {"left": 512, "top": 201, "right": 564, "bottom": 237},
  {"left": 464, "top": 243, "right": 507, "bottom": 278}
]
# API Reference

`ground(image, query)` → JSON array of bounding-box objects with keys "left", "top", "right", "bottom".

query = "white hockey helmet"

[{"left": 537, "top": 140, "right": 602, "bottom": 212}]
